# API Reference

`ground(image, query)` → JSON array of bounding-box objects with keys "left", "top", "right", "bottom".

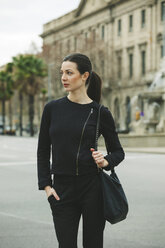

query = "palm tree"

[
  {"left": 6, "top": 63, "right": 15, "bottom": 134},
  {"left": 12, "top": 54, "right": 47, "bottom": 136},
  {"left": 12, "top": 55, "right": 28, "bottom": 136},
  {"left": 0, "top": 70, "right": 14, "bottom": 134}
]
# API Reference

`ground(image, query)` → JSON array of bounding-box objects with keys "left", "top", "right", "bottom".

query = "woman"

[{"left": 37, "top": 53, "right": 125, "bottom": 248}]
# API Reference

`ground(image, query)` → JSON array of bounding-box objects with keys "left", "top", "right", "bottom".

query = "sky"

[{"left": 0, "top": 0, "right": 80, "bottom": 66}]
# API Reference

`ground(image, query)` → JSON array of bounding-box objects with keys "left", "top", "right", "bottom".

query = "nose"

[{"left": 61, "top": 72, "right": 67, "bottom": 81}]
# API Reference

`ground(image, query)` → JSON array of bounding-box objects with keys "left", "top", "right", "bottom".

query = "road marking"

[
  {"left": 0, "top": 211, "right": 53, "bottom": 226},
  {"left": 0, "top": 161, "right": 36, "bottom": 166}
]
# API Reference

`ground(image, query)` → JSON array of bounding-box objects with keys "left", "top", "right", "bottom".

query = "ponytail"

[{"left": 87, "top": 71, "right": 102, "bottom": 104}]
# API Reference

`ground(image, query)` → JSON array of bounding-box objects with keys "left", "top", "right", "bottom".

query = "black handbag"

[{"left": 95, "top": 104, "right": 128, "bottom": 224}]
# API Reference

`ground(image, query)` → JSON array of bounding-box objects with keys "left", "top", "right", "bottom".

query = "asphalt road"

[{"left": 0, "top": 136, "right": 165, "bottom": 248}]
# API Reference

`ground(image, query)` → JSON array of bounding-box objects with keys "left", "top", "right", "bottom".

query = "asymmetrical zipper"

[{"left": 76, "top": 108, "right": 93, "bottom": 175}]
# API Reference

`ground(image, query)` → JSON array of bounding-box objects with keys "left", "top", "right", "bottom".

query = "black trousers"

[{"left": 47, "top": 173, "right": 106, "bottom": 248}]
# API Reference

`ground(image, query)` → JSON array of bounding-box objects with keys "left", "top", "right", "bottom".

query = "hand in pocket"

[{"left": 45, "top": 186, "right": 60, "bottom": 201}]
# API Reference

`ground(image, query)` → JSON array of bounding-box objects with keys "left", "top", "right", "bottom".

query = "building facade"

[{"left": 41, "top": 0, "right": 165, "bottom": 133}]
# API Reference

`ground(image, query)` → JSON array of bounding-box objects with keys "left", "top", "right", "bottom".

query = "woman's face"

[{"left": 60, "top": 61, "right": 87, "bottom": 92}]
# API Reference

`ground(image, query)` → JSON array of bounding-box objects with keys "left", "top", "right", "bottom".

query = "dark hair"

[{"left": 63, "top": 53, "right": 102, "bottom": 103}]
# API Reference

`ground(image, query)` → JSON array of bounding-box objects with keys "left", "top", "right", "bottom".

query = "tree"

[
  {"left": 12, "top": 55, "right": 27, "bottom": 136},
  {"left": 0, "top": 70, "right": 14, "bottom": 134},
  {"left": 12, "top": 54, "right": 47, "bottom": 136}
]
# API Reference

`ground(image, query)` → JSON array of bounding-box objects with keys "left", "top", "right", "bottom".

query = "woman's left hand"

[{"left": 90, "top": 148, "right": 109, "bottom": 168}]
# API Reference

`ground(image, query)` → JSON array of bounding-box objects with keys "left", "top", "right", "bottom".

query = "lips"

[{"left": 63, "top": 84, "right": 69, "bottom": 87}]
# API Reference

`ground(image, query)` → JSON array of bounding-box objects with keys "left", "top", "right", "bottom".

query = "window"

[
  {"left": 118, "top": 19, "right": 121, "bottom": 36},
  {"left": 114, "top": 98, "right": 120, "bottom": 131},
  {"left": 125, "top": 97, "right": 131, "bottom": 131},
  {"left": 161, "top": 45, "right": 165, "bottom": 58},
  {"left": 141, "top": 9, "right": 146, "bottom": 28},
  {"left": 129, "top": 53, "right": 133, "bottom": 78},
  {"left": 117, "top": 56, "right": 122, "bottom": 79},
  {"left": 161, "top": 1, "right": 165, "bottom": 21},
  {"left": 141, "top": 51, "right": 146, "bottom": 75},
  {"left": 101, "top": 25, "right": 105, "bottom": 40},
  {"left": 129, "top": 15, "right": 133, "bottom": 32}
]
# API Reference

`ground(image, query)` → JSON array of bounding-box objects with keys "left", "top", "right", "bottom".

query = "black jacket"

[{"left": 37, "top": 96, "right": 125, "bottom": 190}]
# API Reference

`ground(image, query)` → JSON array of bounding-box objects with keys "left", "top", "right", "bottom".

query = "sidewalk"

[
  {"left": 1, "top": 135, "right": 165, "bottom": 155},
  {"left": 124, "top": 147, "right": 165, "bottom": 154},
  {"left": 99, "top": 146, "right": 165, "bottom": 154}
]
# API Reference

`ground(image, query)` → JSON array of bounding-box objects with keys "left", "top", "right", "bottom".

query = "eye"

[{"left": 65, "top": 70, "right": 72, "bottom": 75}]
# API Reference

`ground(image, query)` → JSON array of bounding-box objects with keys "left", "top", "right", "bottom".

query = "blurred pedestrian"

[{"left": 37, "top": 53, "right": 125, "bottom": 248}]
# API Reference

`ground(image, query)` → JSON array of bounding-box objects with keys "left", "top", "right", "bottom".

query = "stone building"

[{"left": 41, "top": 0, "right": 165, "bottom": 133}]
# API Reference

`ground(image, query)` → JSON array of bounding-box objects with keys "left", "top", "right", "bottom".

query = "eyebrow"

[{"left": 60, "top": 68, "right": 74, "bottom": 71}]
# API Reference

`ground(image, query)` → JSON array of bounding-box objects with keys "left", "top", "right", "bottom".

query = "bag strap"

[
  {"left": 95, "top": 104, "right": 114, "bottom": 173},
  {"left": 95, "top": 104, "right": 103, "bottom": 151}
]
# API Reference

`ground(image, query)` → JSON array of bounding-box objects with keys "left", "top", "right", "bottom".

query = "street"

[{"left": 0, "top": 136, "right": 165, "bottom": 248}]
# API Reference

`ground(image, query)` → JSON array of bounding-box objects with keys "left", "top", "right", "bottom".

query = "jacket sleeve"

[
  {"left": 37, "top": 103, "right": 52, "bottom": 190},
  {"left": 100, "top": 106, "right": 125, "bottom": 171}
]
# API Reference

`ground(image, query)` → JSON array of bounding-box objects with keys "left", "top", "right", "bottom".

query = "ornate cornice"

[
  {"left": 105, "top": 0, "right": 130, "bottom": 6},
  {"left": 105, "top": 0, "right": 156, "bottom": 7},
  {"left": 40, "top": 0, "right": 157, "bottom": 38}
]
